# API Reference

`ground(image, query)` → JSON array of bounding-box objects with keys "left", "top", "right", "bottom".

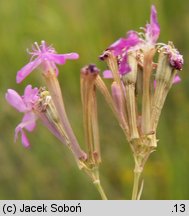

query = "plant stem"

[
  {"left": 93, "top": 180, "right": 108, "bottom": 200},
  {"left": 132, "top": 171, "right": 141, "bottom": 200},
  {"left": 81, "top": 163, "right": 108, "bottom": 200}
]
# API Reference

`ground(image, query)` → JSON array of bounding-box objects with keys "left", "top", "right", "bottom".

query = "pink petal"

[
  {"left": 109, "top": 38, "right": 128, "bottom": 56},
  {"left": 103, "top": 70, "right": 113, "bottom": 78},
  {"left": 5, "top": 89, "right": 27, "bottom": 112},
  {"left": 24, "top": 84, "right": 33, "bottom": 97},
  {"left": 49, "top": 53, "right": 79, "bottom": 64},
  {"left": 118, "top": 54, "right": 131, "bottom": 75},
  {"left": 126, "top": 31, "right": 141, "bottom": 45},
  {"left": 21, "top": 130, "right": 30, "bottom": 148},
  {"left": 173, "top": 75, "right": 181, "bottom": 84},
  {"left": 16, "top": 58, "right": 42, "bottom": 83},
  {"left": 146, "top": 5, "right": 160, "bottom": 44},
  {"left": 109, "top": 31, "right": 140, "bottom": 56},
  {"left": 23, "top": 85, "right": 39, "bottom": 106},
  {"left": 22, "top": 112, "right": 37, "bottom": 132},
  {"left": 63, "top": 53, "right": 79, "bottom": 60},
  {"left": 150, "top": 5, "right": 160, "bottom": 40},
  {"left": 14, "top": 112, "right": 37, "bottom": 148},
  {"left": 15, "top": 125, "right": 30, "bottom": 148}
]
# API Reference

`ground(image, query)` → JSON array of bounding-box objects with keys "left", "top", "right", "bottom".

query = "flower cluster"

[
  {"left": 5, "top": 5, "right": 184, "bottom": 200},
  {"left": 97, "top": 5, "right": 184, "bottom": 199},
  {"left": 6, "top": 41, "right": 86, "bottom": 160},
  {"left": 6, "top": 40, "right": 105, "bottom": 198},
  {"left": 101, "top": 5, "right": 183, "bottom": 78}
]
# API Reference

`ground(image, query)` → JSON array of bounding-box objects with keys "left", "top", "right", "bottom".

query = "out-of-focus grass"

[{"left": 0, "top": 0, "right": 189, "bottom": 199}]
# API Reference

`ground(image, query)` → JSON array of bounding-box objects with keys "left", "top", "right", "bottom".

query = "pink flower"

[
  {"left": 16, "top": 41, "right": 79, "bottom": 83},
  {"left": 5, "top": 85, "right": 39, "bottom": 148},
  {"left": 102, "top": 31, "right": 141, "bottom": 75},
  {"left": 108, "top": 31, "right": 141, "bottom": 57},
  {"left": 100, "top": 5, "right": 160, "bottom": 75}
]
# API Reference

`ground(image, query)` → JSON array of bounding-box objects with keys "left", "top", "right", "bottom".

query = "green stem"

[
  {"left": 132, "top": 171, "right": 141, "bottom": 200},
  {"left": 82, "top": 164, "right": 108, "bottom": 200},
  {"left": 93, "top": 180, "right": 108, "bottom": 200}
]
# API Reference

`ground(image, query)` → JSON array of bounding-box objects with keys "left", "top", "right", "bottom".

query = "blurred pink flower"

[
  {"left": 16, "top": 41, "right": 79, "bottom": 83},
  {"left": 103, "top": 70, "right": 113, "bottom": 78},
  {"left": 173, "top": 75, "right": 181, "bottom": 83},
  {"left": 5, "top": 85, "right": 39, "bottom": 148}
]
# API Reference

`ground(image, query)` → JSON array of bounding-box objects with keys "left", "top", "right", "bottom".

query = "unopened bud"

[
  {"left": 81, "top": 64, "right": 99, "bottom": 77},
  {"left": 99, "top": 51, "right": 109, "bottom": 61}
]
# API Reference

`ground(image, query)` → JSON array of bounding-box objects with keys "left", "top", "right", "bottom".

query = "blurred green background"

[{"left": 0, "top": 0, "right": 189, "bottom": 199}]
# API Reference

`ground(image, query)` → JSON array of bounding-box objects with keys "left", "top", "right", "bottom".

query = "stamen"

[{"left": 34, "top": 42, "right": 41, "bottom": 52}]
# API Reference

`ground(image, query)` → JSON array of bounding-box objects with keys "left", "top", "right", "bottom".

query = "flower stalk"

[
  {"left": 79, "top": 162, "right": 107, "bottom": 200},
  {"left": 80, "top": 64, "right": 101, "bottom": 164},
  {"left": 44, "top": 72, "right": 87, "bottom": 161},
  {"left": 94, "top": 181, "right": 108, "bottom": 200},
  {"left": 80, "top": 64, "right": 108, "bottom": 199},
  {"left": 131, "top": 170, "right": 141, "bottom": 200}
]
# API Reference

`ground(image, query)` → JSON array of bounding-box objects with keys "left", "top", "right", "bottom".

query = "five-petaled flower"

[
  {"left": 5, "top": 85, "right": 39, "bottom": 148},
  {"left": 16, "top": 41, "right": 79, "bottom": 83}
]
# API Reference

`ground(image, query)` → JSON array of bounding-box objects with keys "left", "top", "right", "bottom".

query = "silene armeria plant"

[{"left": 6, "top": 5, "right": 183, "bottom": 200}]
